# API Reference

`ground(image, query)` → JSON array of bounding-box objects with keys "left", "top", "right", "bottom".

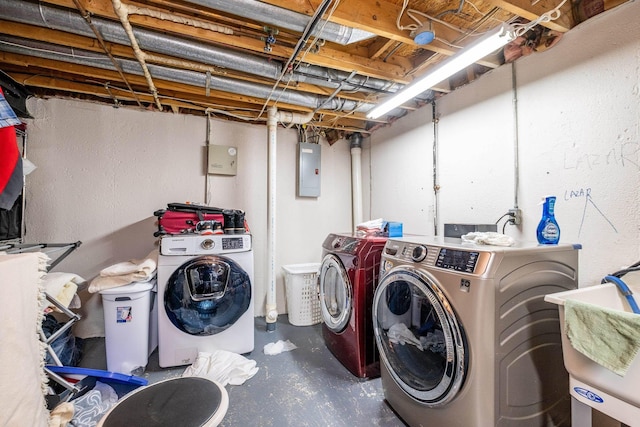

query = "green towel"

[{"left": 565, "top": 298, "right": 640, "bottom": 376}]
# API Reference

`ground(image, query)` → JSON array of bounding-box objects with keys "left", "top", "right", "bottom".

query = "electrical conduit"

[
  {"left": 265, "top": 106, "right": 314, "bottom": 331},
  {"left": 350, "top": 133, "right": 363, "bottom": 231}
]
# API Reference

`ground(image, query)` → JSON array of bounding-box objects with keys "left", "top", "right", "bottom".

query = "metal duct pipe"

[
  {"left": 350, "top": 133, "right": 363, "bottom": 230},
  {"left": 0, "top": 36, "right": 374, "bottom": 113},
  {"left": 182, "top": 0, "right": 375, "bottom": 45},
  {"left": 0, "top": 0, "right": 399, "bottom": 95},
  {"left": 265, "top": 107, "right": 313, "bottom": 331}
]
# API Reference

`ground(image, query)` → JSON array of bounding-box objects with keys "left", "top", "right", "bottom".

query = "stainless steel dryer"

[{"left": 373, "top": 236, "right": 580, "bottom": 427}]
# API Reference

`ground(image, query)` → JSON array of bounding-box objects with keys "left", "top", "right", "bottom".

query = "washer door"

[
  {"left": 164, "top": 255, "right": 251, "bottom": 336},
  {"left": 319, "top": 254, "right": 352, "bottom": 333},
  {"left": 373, "top": 267, "right": 467, "bottom": 406}
]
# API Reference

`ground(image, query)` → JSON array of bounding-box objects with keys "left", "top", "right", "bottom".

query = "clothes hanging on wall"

[{"left": 0, "top": 87, "right": 22, "bottom": 210}]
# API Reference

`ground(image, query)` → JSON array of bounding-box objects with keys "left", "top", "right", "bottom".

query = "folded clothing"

[
  {"left": 88, "top": 249, "right": 158, "bottom": 293},
  {"left": 565, "top": 298, "right": 640, "bottom": 376},
  {"left": 356, "top": 218, "right": 384, "bottom": 232}
]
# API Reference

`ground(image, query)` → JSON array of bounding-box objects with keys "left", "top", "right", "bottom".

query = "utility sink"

[{"left": 545, "top": 276, "right": 640, "bottom": 426}]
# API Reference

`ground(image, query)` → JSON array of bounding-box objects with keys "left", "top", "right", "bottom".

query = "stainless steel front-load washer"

[{"left": 373, "top": 236, "right": 580, "bottom": 427}]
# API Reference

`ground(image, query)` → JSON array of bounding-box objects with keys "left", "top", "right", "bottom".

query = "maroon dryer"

[{"left": 318, "top": 232, "right": 388, "bottom": 378}]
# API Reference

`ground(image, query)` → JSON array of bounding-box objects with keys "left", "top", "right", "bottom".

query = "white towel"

[
  {"left": 182, "top": 350, "right": 258, "bottom": 386},
  {"left": 88, "top": 249, "right": 158, "bottom": 293},
  {"left": 461, "top": 231, "right": 515, "bottom": 247},
  {"left": 387, "top": 323, "right": 423, "bottom": 350}
]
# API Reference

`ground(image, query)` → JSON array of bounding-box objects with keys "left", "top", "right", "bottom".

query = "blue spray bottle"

[{"left": 536, "top": 196, "right": 560, "bottom": 244}]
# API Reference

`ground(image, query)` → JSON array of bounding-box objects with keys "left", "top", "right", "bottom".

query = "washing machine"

[
  {"left": 318, "top": 232, "right": 387, "bottom": 378},
  {"left": 157, "top": 234, "right": 254, "bottom": 368},
  {"left": 373, "top": 236, "right": 580, "bottom": 427}
]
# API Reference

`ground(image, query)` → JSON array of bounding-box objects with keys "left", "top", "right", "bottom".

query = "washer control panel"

[
  {"left": 385, "top": 240, "right": 487, "bottom": 275},
  {"left": 435, "top": 247, "right": 480, "bottom": 273},
  {"left": 160, "top": 234, "right": 251, "bottom": 255}
]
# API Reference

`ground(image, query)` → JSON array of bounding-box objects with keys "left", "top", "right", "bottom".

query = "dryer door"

[
  {"left": 319, "top": 254, "right": 352, "bottom": 333},
  {"left": 373, "top": 267, "right": 468, "bottom": 406},
  {"left": 164, "top": 255, "right": 251, "bottom": 336}
]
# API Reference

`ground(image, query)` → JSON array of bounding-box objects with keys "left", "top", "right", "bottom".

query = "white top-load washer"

[{"left": 157, "top": 234, "right": 254, "bottom": 368}]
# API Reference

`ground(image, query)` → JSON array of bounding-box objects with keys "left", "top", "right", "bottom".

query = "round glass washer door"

[
  {"left": 319, "top": 254, "right": 352, "bottom": 333},
  {"left": 164, "top": 255, "right": 251, "bottom": 336},
  {"left": 373, "top": 267, "right": 468, "bottom": 406}
]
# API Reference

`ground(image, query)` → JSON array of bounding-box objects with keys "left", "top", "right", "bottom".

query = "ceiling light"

[{"left": 367, "top": 24, "right": 516, "bottom": 120}]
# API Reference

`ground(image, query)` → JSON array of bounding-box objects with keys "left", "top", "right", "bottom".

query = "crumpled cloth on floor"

[
  {"left": 461, "top": 231, "right": 515, "bottom": 247},
  {"left": 88, "top": 249, "right": 158, "bottom": 293},
  {"left": 263, "top": 340, "right": 297, "bottom": 355},
  {"left": 388, "top": 323, "right": 423, "bottom": 350},
  {"left": 182, "top": 350, "right": 258, "bottom": 386},
  {"left": 565, "top": 298, "right": 640, "bottom": 376},
  {"left": 43, "top": 272, "right": 84, "bottom": 312}
]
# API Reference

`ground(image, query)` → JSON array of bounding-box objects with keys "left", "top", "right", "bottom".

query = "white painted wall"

[
  {"left": 370, "top": 1, "right": 640, "bottom": 287},
  {"left": 23, "top": 99, "right": 354, "bottom": 318}
]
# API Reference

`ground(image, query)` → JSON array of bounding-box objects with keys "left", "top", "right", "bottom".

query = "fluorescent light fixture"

[{"left": 367, "top": 24, "right": 516, "bottom": 119}]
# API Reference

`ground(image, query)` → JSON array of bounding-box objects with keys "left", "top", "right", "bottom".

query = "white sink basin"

[{"left": 545, "top": 276, "right": 640, "bottom": 425}]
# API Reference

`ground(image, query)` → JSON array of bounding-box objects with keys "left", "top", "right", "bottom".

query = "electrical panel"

[
  {"left": 297, "top": 142, "right": 320, "bottom": 197},
  {"left": 207, "top": 145, "right": 237, "bottom": 176}
]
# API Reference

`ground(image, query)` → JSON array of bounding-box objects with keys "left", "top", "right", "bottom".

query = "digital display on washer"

[
  {"left": 222, "top": 237, "right": 244, "bottom": 250},
  {"left": 435, "top": 248, "right": 479, "bottom": 273}
]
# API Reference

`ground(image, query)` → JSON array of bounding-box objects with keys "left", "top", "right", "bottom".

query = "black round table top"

[{"left": 101, "top": 377, "right": 224, "bottom": 427}]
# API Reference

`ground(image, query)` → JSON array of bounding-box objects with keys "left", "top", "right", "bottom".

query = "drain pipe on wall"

[
  {"left": 265, "top": 106, "right": 314, "bottom": 332},
  {"left": 350, "top": 133, "right": 364, "bottom": 231}
]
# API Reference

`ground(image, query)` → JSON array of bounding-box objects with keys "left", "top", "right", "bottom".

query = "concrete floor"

[{"left": 79, "top": 315, "right": 407, "bottom": 427}]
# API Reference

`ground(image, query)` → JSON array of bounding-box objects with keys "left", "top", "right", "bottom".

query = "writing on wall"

[
  {"left": 564, "top": 187, "right": 617, "bottom": 237},
  {"left": 563, "top": 141, "right": 639, "bottom": 170}
]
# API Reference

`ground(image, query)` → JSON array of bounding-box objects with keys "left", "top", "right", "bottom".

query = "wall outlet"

[{"left": 508, "top": 208, "right": 522, "bottom": 225}]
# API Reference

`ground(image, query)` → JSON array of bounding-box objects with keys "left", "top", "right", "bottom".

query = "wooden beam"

[
  {"left": 486, "top": 0, "right": 574, "bottom": 32},
  {"left": 259, "top": 0, "right": 501, "bottom": 68}
]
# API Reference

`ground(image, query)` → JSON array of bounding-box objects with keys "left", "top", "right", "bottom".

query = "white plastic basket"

[{"left": 282, "top": 263, "right": 321, "bottom": 326}]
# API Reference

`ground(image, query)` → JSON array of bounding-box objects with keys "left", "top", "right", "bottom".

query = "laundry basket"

[{"left": 282, "top": 263, "right": 321, "bottom": 326}]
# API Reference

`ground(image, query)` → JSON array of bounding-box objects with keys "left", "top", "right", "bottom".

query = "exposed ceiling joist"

[{"left": 0, "top": 0, "right": 622, "bottom": 134}]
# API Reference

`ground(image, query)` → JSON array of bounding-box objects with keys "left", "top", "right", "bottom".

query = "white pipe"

[
  {"left": 111, "top": 0, "right": 162, "bottom": 110},
  {"left": 350, "top": 134, "right": 363, "bottom": 230},
  {"left": 265, "top": 107, "right": 313, "bottom": 331},
  {"left": 266, "top": 106, "right": 278, "bottom": 331}
]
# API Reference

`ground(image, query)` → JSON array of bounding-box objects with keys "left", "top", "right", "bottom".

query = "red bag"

[{"left": 154, "top": 203, "right": 224, "bottom": 237}]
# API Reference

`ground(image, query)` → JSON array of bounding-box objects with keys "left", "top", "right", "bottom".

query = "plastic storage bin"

[
  {"left": 100, "top": 278, "right": 157, "bottom": 375},
  {"left": 282, "top": 263, "right": 321, "bottom": 326}
]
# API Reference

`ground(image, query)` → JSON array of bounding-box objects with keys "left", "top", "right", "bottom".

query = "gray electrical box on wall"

[
  {"left": 297, "top": 142, "right": 320, "bottom": 197},
  {"left": 207, "top": 145, "right": 237, "bottom": 176}
]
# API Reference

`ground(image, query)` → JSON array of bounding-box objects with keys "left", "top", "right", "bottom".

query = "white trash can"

[{"left": 100, "top": 278, "right": 157, "bottom": 375}]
